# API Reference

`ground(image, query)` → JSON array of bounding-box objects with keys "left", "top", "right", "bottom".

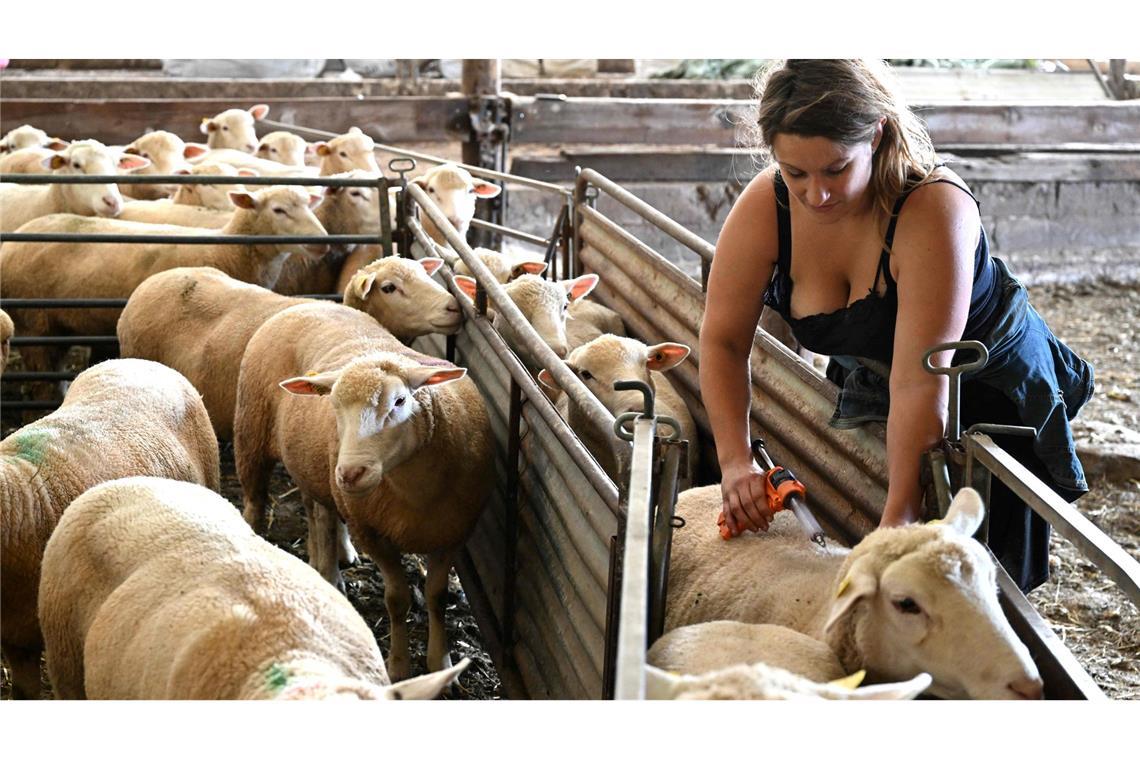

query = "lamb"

[
  {"left": 200, "top": 104, "right": 270, "bottom": 153},
  {"left": 567, "top": 297, "right": 628, "bottom": 350},
  {"left": 38, "top": 476, "right": 468, "bottom": 700},
  {"left": 189, "top": 148, "right": 320, "bottom": 179},
  {"left": 453, "top": 272, "right": 599, "bottom": 366},
  {"left": 645, "top": 661, "right": 932, "bottom": 700},
  {"left": 256, "top": 130, "right": 312, "bottom": 167},
  {"left": 0, "top": 186, "right": 328, "bottom": 385},
  {"left": 453, "top": 246, "right": 548, "bottom": 283},
  {"left": 665, "top": 486, "right": 1045, "bottom": 699},
  {"left": 409, "top": 163, "right": 502, "bottom": 247},
  {"left": 0, "top": 140, "right": 151, "bottom": 232},
  {"left": 314, "top": 126, "right": 381, "bottom": 175},
  {"left": 117, "top": 130, "right": 210, "bottom": 200},
  {"left": 0, "top": 359, "right": 220, "bottom": 699},
  {"left": 170, "top": 161, "right": 257, "bottom": 210},
  {"left": 536, "top": 334, "right": 698, "bottom": 487},
  {"left": 234, "top": 301, "right": 492, "bottom": 680},
  {"left": 0, "top": 125, "right": 67, "bottom": 155},
  {"left": 116, "top": 198, "right": 233, "bottom": 228},
  {"left": 0, "top": 308, "right": 13, "bottom": 378},
  {"left": 0, "top": 145, "right": 70, "bottom": 175},
  {"left": 117, "top": 257, "right": 459, "bottom": 440}
]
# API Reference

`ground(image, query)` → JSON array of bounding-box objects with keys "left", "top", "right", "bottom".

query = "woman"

[{"left": 700, "top": 59, "right": 1093, "bottom": 592}]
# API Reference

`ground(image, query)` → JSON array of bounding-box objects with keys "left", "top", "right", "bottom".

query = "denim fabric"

[{"left": 828, "top": 258, "right": 1094, "bottom": 500}]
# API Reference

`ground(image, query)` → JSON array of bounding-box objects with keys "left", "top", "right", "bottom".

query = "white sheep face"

[
  {"left": 257, "top": 131, "right": 309, "bottom": 167},
  {"left": 320, "top": 173, "right": 382, "bottom": 235},
  {"left": 280, "top": 357, "right": 467, "bottom": 495},
  {"left": 201, "top": 104, "right": 268, "bottom": 153},
  {"left": 229, "top": 186, "right": 329, "bottom": 256},
  {"left": 121, "top": 131, "right": 203, "bottom": 198},
  {"left": 316, "top": 127, "right": 380, "bottom": 175},
  {"left": 547, "top": 335, "right": 690, "bottom": 416},
  {"left": 824, "top": 489, "right": 1042, "bottom": 700},
  {"left": 348, "top": 257, "right": 461, "bottom": 340},
  {"left": 414, "top": 164, "right": 502, "bottom": 246},
  {"left": 172, "top": 162, "right": 252, "bottom": 210},
  {"left": 455, "top": 247, "right": 547, "bottom": 284},
  {"left": 47, "top": 140, "right": 150, "bottom": 218},
  {"left": 1, "top": 124, "right": 63, "bottom": 154}
]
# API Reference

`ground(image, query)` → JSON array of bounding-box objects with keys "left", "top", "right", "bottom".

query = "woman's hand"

[{"left": 719, "top": 459, "right": 774, "bottom": 536}]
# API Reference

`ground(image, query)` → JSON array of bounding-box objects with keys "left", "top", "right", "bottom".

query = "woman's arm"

[
  {"left": 882, "top": 179, "right": 980, "bottom": 525},
  {"left": 700, "top": 170, "right": 781, "bottom": 535}
]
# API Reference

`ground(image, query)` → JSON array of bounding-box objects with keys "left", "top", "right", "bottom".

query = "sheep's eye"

[
  {"left": 394, "top": 395, "right": 406, "bottom": 407},
  {"left": 142, "top": 152, "right": 150, "bottom": 159},
  {"left": 380, "top": 283, "right": 397, "bottom": 294},
  {"left": 467, "top": 187, "right": 476, "bottom": 194},
  {"left": 893, "top": 598, "right": 921, "bottom": 615},
  {"left": 350, "top": 190, "right": 363, "bottom": 198},
  {"left": 339, "top": 151, "right": 348, "bottom": 158},
  {"left": 579, "top": 369, "right": 594, "bottom": 381},
  {"left": 222, "top": 125, "right": 229, "bottom": 131},
  {"left": 427, "top": 187, "right": 436, "bottom": 195},
  {"left": 72, "top": 162, "right": 81, "bottom": 169},
  {"left": 273, "top": 208, "right": 287, "bottom": 216}
]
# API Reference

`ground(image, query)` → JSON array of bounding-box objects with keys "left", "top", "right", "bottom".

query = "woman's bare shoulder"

[{"left": 717, "top": 165, "right": 781, "bottom": 264}]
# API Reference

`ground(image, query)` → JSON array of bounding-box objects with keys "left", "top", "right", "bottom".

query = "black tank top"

[{"left": 763, "top": 171, "right": 1001, "bottom": 364}]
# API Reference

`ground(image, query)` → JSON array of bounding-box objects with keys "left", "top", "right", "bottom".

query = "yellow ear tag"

[
  {"left": 305, "top": 371, "right": 318, "bottom": 377},
  {"left": 829, "top": 670, "right": 866, "bottom": 690},
  {"left": 927, "top": 518, "right": 944, "bottom": 525},
  {"left": 836, "top": 574, "right": 851, "bottom": 598}
]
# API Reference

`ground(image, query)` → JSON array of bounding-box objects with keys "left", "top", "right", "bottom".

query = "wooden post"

[{"left": 462, "top": 59, "right": 507, "bottom": 249}]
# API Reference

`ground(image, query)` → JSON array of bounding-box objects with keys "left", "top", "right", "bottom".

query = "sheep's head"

[
  {"left": 412, "top": 164, "right": 502, "bottom": 246},
  {"left": 121, "top": 130, "right": 201, "bottom": 199},
  {"left": 48, "top": 140, "right": 150, "bottom": 219},
  {"left": 315, "top": 126, "right": 380, "bottom": 175},
  {"left": 344, "top": 256, "right": 461, "bottom": 340},
  {"left": 1, "top": 124, "right": 67, "bottom": 154},
  {"left": 200, "top": 104, "right": 268, "bottom": 152},
  {"left": 256, "top": 131, "right": 309, "bottom": 167},
  {"left": 317, "top": 171, "right": 382, "bottom": 237},
  {"left": 822, "top": 488, "right": 1042, "bottom": 700},
  {"left": 172, "top": 162, "right": 255, "bottom": 210},
  {"left": 645, "top": 663, "right": 932, "bottom": 700},
  {"left": 228, "top": 186, "right": 328, "bottom": 256},
  {"left": 455, "top": 247, "right": 547, "bottom": 284},
  {"left": 280, "top": 354, "right": 467, "bottom": 494},
  {"left": 538, "top": 334, "right": 689, "bottom": 416}
]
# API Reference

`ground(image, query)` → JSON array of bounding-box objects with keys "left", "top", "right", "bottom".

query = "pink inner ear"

[
  {"left": 646, "top": 343, "right": 691, "bottom": 370},
  {"left": 250, "top": 104, "right": 270, "bottom": 120},
  {"left": 118, "top": 155, "right": 150, "bottom": 171},
  {"left": 454, "top": 276, "right": 478, "bottom": 299},
  {"left": 536, "top": 369, "right": 559, "bottom": 391},
  {"left": 424, "top": 369, "right": 466, "bottom": 386},
  {"left": 229, "top": 192, "right": 257, "bottom": 210},
  {"left": 420, "top": 258, "right": 444, "bottom": 276},
  {"left": 280, "top": 378, "right": 322, "bottom": 395},
  {"left": 473, "top": 182, "right": 502, "bottom": 198},
  {"left": 568, "top": 273, "right": 599, "bottom": 301},
  {"left": 315, "top": 142, "right": 330, "bottom": 156},
  {"left": 308, "top": 194, "right": 323, "bottom": 208},
  {"left": 184, "top": 144, "right": 209, "bottom": 159},
  {"left": 518, "top": 261, "right": 547, "bottom": 275}
]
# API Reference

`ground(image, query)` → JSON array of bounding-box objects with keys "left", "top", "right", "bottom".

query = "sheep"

[
  {"left": 117, "top": 257, "right": 459, "bottom": 440},
  {"left": 0, "top": 125, "right": 67, "bottom": 155},
  {"left": 567, "top": 297, "right": 628, "bottom": 351},
  {"left": 314, "top": 126, "right": 381, "bottom": 176},
  {"left": 117, "top": 130, "right": 210, "bottom": 200},
  {"left": 256, "top": 130, "right": 312, "bottom": 167},
  {"left": 234, "top": 301, "right": 492, "bottom": 680},
  {"left": 200, "top": 104, "right": 270, "bottom": 153},
  {"left": 647, "top": 621, "right": 846, "bottom": 683},
  {"left": 645, "top": 661, "right": 932, "bottom": 700},
  {"left": 0, "top": 145, "right": 69, "bottom": 175},
  {"left": 453, "top": 246, "right": 549, "bottom": 284},
  {"left": 0, "top": 307, "right": 13, "bottom": 378},
  {"left": 453, "top": 272, "right": 599, "bottom": 366},
  {"left": 0, "top": 140, "right": 151, "bottom": 232},
  {"left": 0, "top": 186, "right": 328, "bottom": 388},
  {"left": 170, "top": 162, "right": 257, "bottom": 210},
  {"left": 665, "top": 486, "right": 1045, "bottom": 700},
  {"left": 0, "top": 359, "right": 220, "bottom": 699},
  {"left": 38, "top": 476, "right": 468, "bottom": 700},
  {"left": 189, "top": 147, "right": 320, "bottom": 179},
  {"left": 536, "top": 334, "right": 698, "bottom": 488},
  {"left": 116, "top": 198, "right": 233, "bottom": 228},
  {"left": 409, "top": 163, "right": 502, "bottom": 247}
]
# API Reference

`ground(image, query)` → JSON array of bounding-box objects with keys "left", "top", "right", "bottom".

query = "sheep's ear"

[
  {"left": 201, "top": 118, "right": 217, "bottom": 135},
  {"left": 453, "top": 275, "right": 478, "bottom": 300},
  {"left": 118, "top": 154, "right": 152, "bottom": 172},
  {"left": 472, "top": 181, "right": 502, "bottom": 199},
  {"left": 823, "top": 555, "right": 878, "bottom": 635},
  {"left": 405, "top": 365, "right": 467, "bottom": 391},
  {"left": 183, "top": 143, "right": 209, "bottom": 160},
  {"left": 419, "top": 257, "right": 445, "bottom": 277},
  {"left": 512, "top": 261, "right": 547, "bottom": 278},
  {"left": 349, "top": 126, "right": 363, "bottom": 135},
  {"left": 643, "top": 665, "right": 684, "bottom": 700},
  {"left": 315, "top": 142, "right": 331, "bottom": 157},
  {"left": 280, "top": 372, "right": 339, "bottom": 396},
  {"left": 47, "top": 154, "right": 66, "bottom": 170},
  {"left": 565, "top": 273, "right": 599, "bottom": 302},
  {"left": 351, "top": 271, "right": 377, "bottom": 299},
  {"left": 46, "top": 138, "right": 70, "bottom": 151},
  {"left": 229, "top": 191, "right": 257, "bottom": 210},
  {"left": 381, "top": 658, "right": 469, "bottom": 700},
  {"left": 536, "top": 368, "right": 562, "bottom": 393},
  {"left": 410, "top": 175, "right": 430, "bottom": 189},
  {"left": 237, "top": 168, "right": 259, "bottom": 177},
  {"left": 308, "top": 193, "right": 323, "bottom": 209},
  {"left": 304, "top": 142, "right": 317, "bottom": 155},
  {"left": 175, "top": 168, "right": 192, "bottom": 176},
  {"left": 123, "top": 145, "right": 141, "bottom": 156},
  {"left": 944, "top": 488, "right": 985, "bottom": 537},
  {"left": 646, "top": 342, "right": 690, "bottom": 372},
  {"left": 848, "top": 673, "right": 933, "bottom": 700},
  {"left": 249, "top": 104, "right": 270, "bottom": 121}
]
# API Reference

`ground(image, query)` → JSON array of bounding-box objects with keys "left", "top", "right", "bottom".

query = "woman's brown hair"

[{"left": 746, "top": 59, "right": 938, "bottom": 219}]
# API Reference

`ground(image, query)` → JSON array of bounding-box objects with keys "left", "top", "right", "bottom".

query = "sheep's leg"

[
  {"left": 234, "top": 420, "right": 273, "bottom": 536},
  {"left": 424, "top": 548, "right": 458, "bottom": 673},
  {"left": 360, "top": 535, "right": 412, "bottom": 682},
  {"left": 3, "top": 642, "right": 44, "bottom": 700},
  {"left": 303, "top": 495, "right": 344, "bottom": 594},
  {"left": 42, "top": 635, "right": 86, "bottom": 700},
  {"left": 337, "top": 520, "right": 359, "bottom": 567}
]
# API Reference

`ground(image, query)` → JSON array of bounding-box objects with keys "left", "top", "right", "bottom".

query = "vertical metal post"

[
  {"left": 502, "top": 378, "right": 523, "bottom": 661},
  {"left": 377, "top": 174, "right": 394, "bottom": 259},
  {"left": 462, "top": 59, "right": 508, "bottom": 250}
]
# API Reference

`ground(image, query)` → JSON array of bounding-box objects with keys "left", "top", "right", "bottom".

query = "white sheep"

[
  {"left": 118, "top": 257, "right": 460, "bottom": 440},
  {"left": 0, "top": 307, "right": 13, "bottom": 378},
  {"left": 453, "top": 246, "right": 548, "bottom": 284},
  {"left": 256, "top": 130, "right": 312, "bottom": 167},
  {"left": 409, "top": 163, "right": 502, "bottom": 247},
  {"left": 666, "top": 486, "right": 1045, "bottom": 699},
  {"left": 115, "top": 198, "right": 233, "bottom": 228},
  {"left": 0, "top": 359, "right": 220, "bottom": 699},
  {"left": 170, "top": 161, "right": 257, "bottom": 210},
  {"left": 537, "top": 334, "right": 698, "bottom": 487},
  {"left": 0, "top": 125, "right": 67, "bottom": 155},
  {"left": 200, "top": 104, "right": 270, "bottom": 153},
  {"left": 234, "top": 301, "right": 492, "bottom": 681},
  {"left": 38, "top": 476, "right": 468, "bottom": 700},
  {"left": 645, "top": 662, "right": 932, "bottom": 700},
  {"left": 0, "top": 186, "right": 328, "bottom": 387},
  {"left": 453, "top": 272, "right": 599, "bottom": 366},
  {"left": 314, "top": 126, "right": 381, "bottom": 176},
  {"left": 0, "top": 145, "right": 70, "bottom": 175},
  {"left": 117, "top": 130, "right": 210, "bottom": 200},
  {"left": 566, "top": 297, "right": 628, "bottom": 351},
  {"left": 189, "top": 147, "right": 320, "bottom": 179},
  {"left": 0, "top": 140, "right": 151, "bottom": 232}
]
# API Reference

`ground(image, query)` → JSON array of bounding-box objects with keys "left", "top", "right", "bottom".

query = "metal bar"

[
  {"left": 0, "top": 299, "right": 127, "bottom": 308},
  {"left": 576, "top": 168, "right": 715, "bottom": 263},
  {"left": 10, "top": 336, "right": 118, "bottom": 346},
  {"left": 614, "top": 415, "right": 656, "bottom": 700},
  {"left": 502, "top": 378, "right": 523, "bottom": 658},
  {"left": 648, "top": 441, "right": 683, "bottom": 645},
  {"left": 0, "top": 233, "right": 370, "bottom": 245},
  {"left": 469, "top": 218, "right": 550, "bottom": 247},
  {"left": 601, "top": 532, "right": 621, "bottom": 700},
  {"left": 0, "top": 400, "right": 60, "bottom": 410},
  {"left": 2, "top": 371, "right": 76, "bottom": 382},
  {"left": 967, "top": 433, "right": 1140, "bottom": 609},
  {"left": 0, "top": 174, "right": 383, "bottom": 187}
]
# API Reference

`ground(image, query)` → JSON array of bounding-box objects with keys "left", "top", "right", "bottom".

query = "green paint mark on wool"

[
  {"left": 10, "top": 430, "right": 54, "bottom": 466},
  {"left": 266, "top": 664, "right": 290, "bottom": 692}
]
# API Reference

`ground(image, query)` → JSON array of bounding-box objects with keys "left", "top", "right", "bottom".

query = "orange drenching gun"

[{"left": 718, "top": 438, "right": 828, "bottom": 548}]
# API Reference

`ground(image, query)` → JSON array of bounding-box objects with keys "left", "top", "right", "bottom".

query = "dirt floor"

[{"left": 1, "top": 279, "right": 1137, "bottom": 700}]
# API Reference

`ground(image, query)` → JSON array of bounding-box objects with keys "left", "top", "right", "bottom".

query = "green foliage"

[
  {"left": 886, "top": 59, "right": 1040, "bottom": 70},
  {"left": 650, "top": 59, "right": 768, "bottom": 80}
]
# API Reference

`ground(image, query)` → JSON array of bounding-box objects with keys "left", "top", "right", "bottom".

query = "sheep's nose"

[
  {"left": 245, "top": 143, "right": 257, "bottom": 152},
  {"left": 1007, "top": 677, "right": 1044, "bottom": 700},
  {"left": 338, "top": 466, "right": 367, "bottom": 489},
  {"left": 102, "top": 195, "right": 122, "bottom": 214},
  {"left": 551, "top": 343, "right": 568, "bottom": 359},
  {"left": 447, "top": 216, "right": 464, "bottom": 230},
  {"left": 446, "top": 303, "right": 460, "bottom": 313}
]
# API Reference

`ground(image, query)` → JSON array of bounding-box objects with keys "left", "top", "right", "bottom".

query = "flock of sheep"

[{"left": 0, "top": 107, "right": 1044, "bottom": 700}]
